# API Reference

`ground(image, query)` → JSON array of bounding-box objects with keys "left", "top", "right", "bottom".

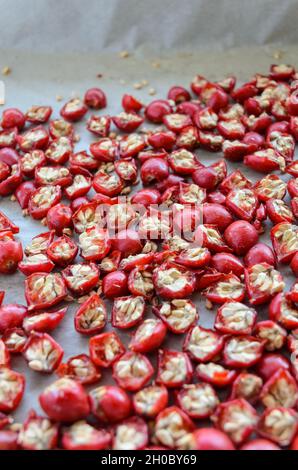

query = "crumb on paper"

[
  {"left": 205, "top": 299, "right": 213, "bottom": 310},
  {"left": 2, "top": 66, "right": 11, "bottom": 76},
  {"left": 119, "top": 79, "right": 126, "bottom": 85},
  {"left": 148, "top": 88, "right": 156, "bottom": 96},
  {"left": 109, "top": 132, "right": 117, "bottom": 139},
  {"left": 133, "top": 82, "right": 143, "bottom": 90},
  {"left": 273, "top": 49, "right": 284, "bottom": 60},
  {"left": 97, "top": 73, "right": 103, "bottom": 78},
  {"left": 56, "top": 95, "right": 63, "bottom": 102},
  {"left": 141, "top": 79, "right": 149, "bottom": 86},
  {"left": 119, "top": 50, "right": 130, "bottom": 59},
  {"left": 151, "top": 61, "right": 161, "bottom": 68},
  {"left": 74, "top": 133, "right": 81, "bottom": 143}
]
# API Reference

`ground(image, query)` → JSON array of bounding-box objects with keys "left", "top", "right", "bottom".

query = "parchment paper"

[{"left": 0, "top": 0, "right": 298, "bottom": 425}]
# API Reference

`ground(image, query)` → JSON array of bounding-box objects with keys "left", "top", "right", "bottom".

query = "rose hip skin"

[
  {"left": 224, "top": 220, "right": 259, "bottom": 256},
  {"left": 39, "top": 378, "right": 90, "bottom": 422},
  {"left": 2, "top": 108, "right": 25, "bottom": 130},
  {"left": 190, "top": 428, "right": 235, "bottom": 450},
  {"left": 211, "top": 253, "right": 244, "bottom": 277},
  {"left": 133, "top": 384, "right": 168, "bottom": 418},
  {"left": 0, "top": 304, "right": 27, "bottom": 333},
  {"left": 244, "top": 243, "right": 276, "bottom": 267},
  {"left": 145, "top": 100, "right": 172, "bottom": 123},
  {"left": 240, "top": 439, "right": 280, "bottom": 450},
  {"left": 203, "top": 203, "right": 233, "bottom": 232},
  {"left": 89, "top": 385, "right": 131, "bottom": 423},
  {"left": 0, "top": 237, "right": 23, "bottom": 274}
]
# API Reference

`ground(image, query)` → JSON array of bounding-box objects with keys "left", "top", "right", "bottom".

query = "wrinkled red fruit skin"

[
  {"left": 244, "top": 243, "right": 276, "bottom": 267},
  {"left": 102, "top": 271, "right": 128, "bottom": 298}
]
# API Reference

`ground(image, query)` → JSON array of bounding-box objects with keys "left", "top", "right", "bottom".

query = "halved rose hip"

[
  {"left": 0, "top": 367, "right": 25, "bottom": 413},
  {"left": 25, "top": 231, "right": 54, "bottom": 256},
  {"left": 154, "top": 406, "right": 194, "bottom": 449},
  {"left": 153, "top": 262, "right": 196, "bottom": 299},
  {"left": 89, "top": 385, "right": 131, "bottom": 423},
  {"left": 89, "top": 331, "right": 125, "bottom": 367},
  {"left": 245, "top": 263, "right": 284, "bottom": 305},
  {"left": 113, "top": 351, "right": 154, "bottom": 392},
  {"left": 156, "top": 349, "right": 193, "bottom": 388},
  {"left": 212, "top": 398, "right": 258, "bottom": 445},
  {"left": 74, "top": 293, "right": 106, "bottom": 335},
  {"left": 112, "top": 112, "right": 144, "bottom": 133},
  {"left": 184, "top": 325, "right": 224, "bottom": 363},
  {"left": 62, "top": 263, "right": 99, "bottom": 295},
  {"left": 223, "top": 335, "right": 265, "bottom": 368},
  {"left": 271, "top": 222, "right": 298, "bottom": 263},
  {"left": 39, "top": 378, "right": 90, "bottom": 422},
  {"left": 61, "top": 421, "right": 111, "bottom": 450},
  {"left": 17, "top": 126, "right": 49, "bottom": 152},
  {"left": 112, "top": 416, "right": 148, "bottom": 450},
  {"left": 254, "top": 320, "right": 287, "bottom": 351},
  {"left": 129, "top": 319, "right": 167, "bottom": 353},
  {"left": 215, "top": 301, "right": 257, "bottom": 335},
  {"left": 225, "top": 188, "right": 258, "bottom": 221},
  {"left": 196, "top": 362, "right": 237, "bottom": 388},
  {"left": 0, "top": 328, "right": 27, "bottom": 354},
  {"left": 133, "top": 384, "right": 168, "bottom": 418},
  {"left": 23, "top": 307, "right": 66, "bottom": 334},
  {"left": 112, "top": 295, "right": 145, "bottom": 329},
  {"left": 257, "top": 407, "right": 298, "bottom": 447},
  {"left": 72, "top": 201, "right": 103, "bottom": 234},
  {"left": 18, "top": 254, "right": 55, "bottom": 276},
  {"left": 79, "top": 227, "right": 111, "bottom": 262},
  {"left": 28, "top": 185, "right": 62, "bottom": 220},
  {"left": 260, "top": 368, "right": 298, "bottom": 409},
  {"left": 254, "top": 174, "right": 287, "bottom": 202},
  {"left": 47, "top": 235, "right": 78, "bottom": 267},
  {"left": 0, "top": 303, "right": 27, "bottom": 333},
  {"left": 229, "top": 372, "right": 263, "bottom": 404},
  {"left": 25, "top": 272, "right": 66, "bottom": 311},
  {"left": 177, "top": 383, "right": 219, "bottom": 419},
  {"left": 269, "top": 293, "right": 298, "bottom": 330},
  {"left": 22, "top": 332, "right": 63, "bottom": 373},
  {"left": 60, "top": 98, "right": 88, "bottom": 122},
  {"left": 153, "top": 299, "right": 197, "bottom": 334},
  {"left": 56, "top": 353, "right": 101, "bottom": 385},
  {"left": 127, "top": 267, "right": 154, "bottom": 299},
  {"left": 204, "top": 274, "right": 245, "bottom": 304}
]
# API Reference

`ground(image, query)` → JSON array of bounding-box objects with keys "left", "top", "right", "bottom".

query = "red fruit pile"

[{"left": 0, "top": 67, "right": 298, "bottom": 450}]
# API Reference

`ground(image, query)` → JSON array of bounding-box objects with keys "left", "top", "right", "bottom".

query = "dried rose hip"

[
  {"left": 245, "top": 263, "right": 284, "bottom": 305},
  {"left": 129, "top": 319, "right": 167, "bottom": 353},
  {"left": 0, "top": 367, "right": 25, "bottom": 413},
  {"left": 223, "top": 335, "right": 265, "bottom": 368},
  {"left": 74, "top": 293, "right": 106, "bottom": 335},
  {"left": 89, "top": 385, "right": 131, "bottom": 423},
  {"left": 133, "top": 384, "right": 168, "bottom": 418},
  {"left": 177, "top": 383, "right": 219, "bottom": 419},
  {"left": 257, "top": 407, "right": 298, "bottom": 447},
  {"left": 229, "top": 372, "right": 263, "bottom": 404},
  {"left": 39, "top": 377, "right": 90, "bottom": 422},
  {"left": 113, "top": 351, "right": 154, "bottom": 392},
  {"left": 62, "top": 263, "right": 99, "bottom": 296},
  {"left": 215, "top": 301, "right": 257, "bottom": 335},
  {"left": 25, "top": 272, "right": 66, "bottom": 311},
  {"left": 89, "top": 331, "right": 125, "bottom": 367},
  {"left": 22, "top": 332, "right": 63, "bottom": 373},
  {"left": 154, "top": 406, "right": 194, "bottom": 449},
  {"left": 212, "top": 398, "right": 258, "bottom": 445},
  {"left": 112, "top": 295, "right": 145, "bottom": 329},
  {"left": 17, "top": 410, "right": 58, "bottom": 450},
  {"left": 61, "top": 421, "right": 111, "bottom": 450},
  {"left": 56, "top": 353, "right": 101, "bottom": 385},
  {"left": 156, "top": 349, "right": 193, "bottom": 388}
]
